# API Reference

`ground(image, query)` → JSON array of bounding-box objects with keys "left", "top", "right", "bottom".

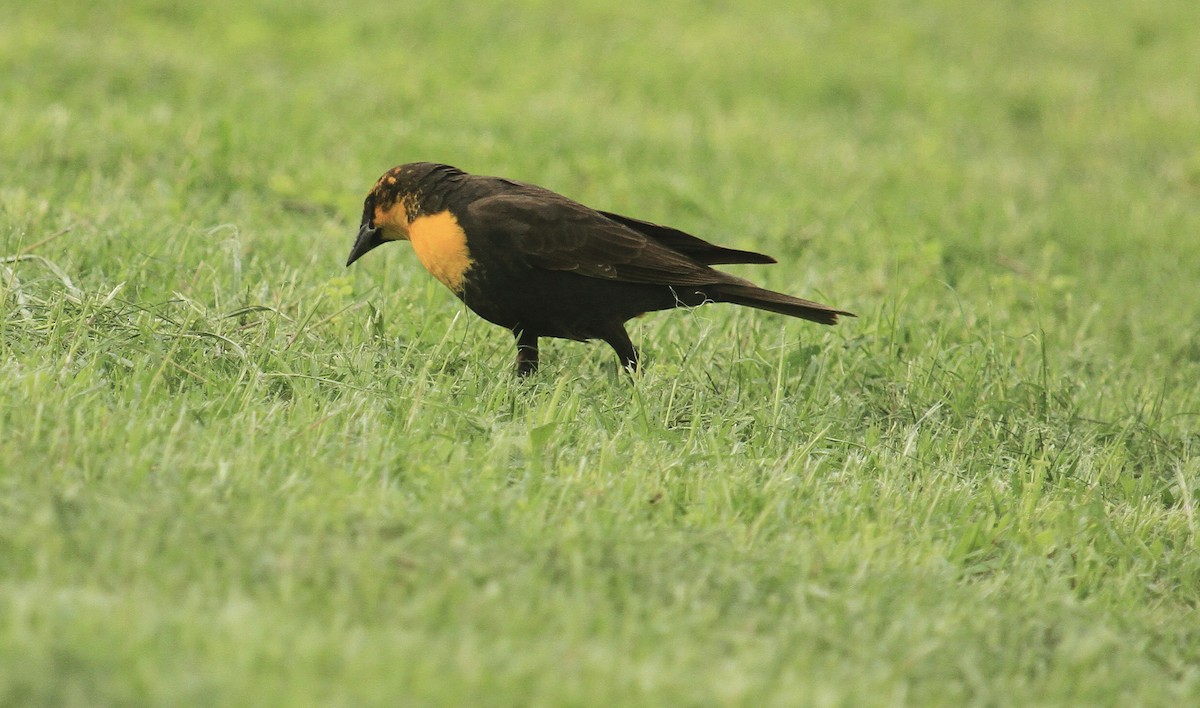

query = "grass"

[{"left": 3, "top": 0, "right": 1200, "bottom": 704}]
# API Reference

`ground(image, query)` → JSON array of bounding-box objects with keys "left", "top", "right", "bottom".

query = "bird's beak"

[{"left": 346, "top": 223, "right": 385, "bottom": 266}]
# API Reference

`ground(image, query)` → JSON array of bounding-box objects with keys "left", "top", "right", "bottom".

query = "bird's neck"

[{"left": 409, "top": 167, "right": 466, "bottom": 217}]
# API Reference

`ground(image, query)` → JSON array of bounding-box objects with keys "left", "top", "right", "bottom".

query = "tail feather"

[{"left": 711, "top": 284, "right": 854, "bottom": 325}]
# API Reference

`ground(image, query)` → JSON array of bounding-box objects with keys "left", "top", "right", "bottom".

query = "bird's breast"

[{"left": 408, "top": 210, "right": 474, "bottom": 293}]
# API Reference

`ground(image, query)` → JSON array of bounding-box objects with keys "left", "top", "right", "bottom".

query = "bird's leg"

[
  {"left": 602, "top": 325, "right": 639, "bottom": 373},
  {"left": 514, "top": 330, "right": 539, "bottom": 376}
]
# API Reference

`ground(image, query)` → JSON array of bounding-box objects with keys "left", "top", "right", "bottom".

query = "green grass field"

[{"left": 3, "top": 0, "right": 1200, "bottom": 704}]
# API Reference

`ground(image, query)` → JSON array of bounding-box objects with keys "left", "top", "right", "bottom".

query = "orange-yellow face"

[{"left": 368, "top": 170, "right": 414, "bottom": 242}]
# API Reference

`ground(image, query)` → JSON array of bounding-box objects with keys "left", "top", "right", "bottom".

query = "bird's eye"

[{"left": 361, "top": 197, "right": 375, "bottom": 227}]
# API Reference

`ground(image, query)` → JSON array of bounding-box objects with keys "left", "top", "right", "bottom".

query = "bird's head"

[
  {"left": 346, "top": 166, "right": 414, "bottom": 266},
  {"left": 346, "top": 162, "right": 464, "bottom": 267}
]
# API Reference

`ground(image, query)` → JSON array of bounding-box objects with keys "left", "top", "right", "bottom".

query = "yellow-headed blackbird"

[{"left": 347, "top": 163, "right": 853, "bottom": 375}]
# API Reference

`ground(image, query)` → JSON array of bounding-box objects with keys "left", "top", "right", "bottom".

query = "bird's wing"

[
  {"left": 595, "top": 211, "right": 777, "bottom": 266},
  {"left": 467, "top": 193, "right": 738, "bottom": 287}
]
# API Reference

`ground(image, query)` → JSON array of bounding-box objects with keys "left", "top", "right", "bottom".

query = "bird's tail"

[{"left": 710, "top": 284, "right": 854, "bottom": 325}]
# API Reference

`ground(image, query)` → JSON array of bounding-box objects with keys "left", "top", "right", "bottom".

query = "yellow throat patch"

[{"left": 408, "top": 210, "right": 473, "bottom": 293}]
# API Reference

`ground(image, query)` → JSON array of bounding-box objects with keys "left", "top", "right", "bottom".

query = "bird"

[{"left": 346, "top": 162, "right": 853, "bottom": 375}]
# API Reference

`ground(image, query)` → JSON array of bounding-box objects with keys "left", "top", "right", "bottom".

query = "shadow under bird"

[{"left": 346, "top": 162, "right": 853, "bottom": 375}]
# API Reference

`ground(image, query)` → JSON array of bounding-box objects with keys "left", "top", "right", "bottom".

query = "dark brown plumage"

[{"left": 346, "top": 162, "right": 853, "bottom": 375}]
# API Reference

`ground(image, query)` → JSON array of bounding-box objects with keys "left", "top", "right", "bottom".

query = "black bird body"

[{"left": 347, "top": 162, "right": 852, "bottom": 374}]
